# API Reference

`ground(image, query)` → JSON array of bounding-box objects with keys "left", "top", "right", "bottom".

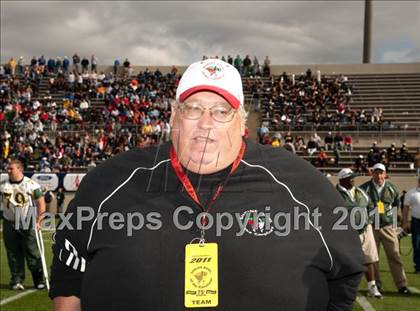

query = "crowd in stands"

[
  {"left": 0, "top": 54, "right": 416, "bottom": 174},
  {"left": 258, "top": 127, "right": 419, "bottom": 174},
  {"left": 202, "top": 55, "right": 271, "bottom": 77},
  {"left": 249, "top": 69, "right": 394, "bottom": 131},
  {"left": 1, "top": 54, "right": 176, "bottom": 172}
]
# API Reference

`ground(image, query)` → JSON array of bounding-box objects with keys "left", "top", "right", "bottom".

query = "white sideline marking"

[
  {"left": 408, "top": 286, "right": 420, "bottom": 294},
  {"left": 0, "top": 290, "right": 37, "bottom": 306},
  {"left": 356, "top": 296, "right": 376, "bottom": 311}
]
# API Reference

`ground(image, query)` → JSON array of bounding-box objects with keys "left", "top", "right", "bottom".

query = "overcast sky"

[{"left": 1, "top": 1, "right": 419, "bottom": 66}]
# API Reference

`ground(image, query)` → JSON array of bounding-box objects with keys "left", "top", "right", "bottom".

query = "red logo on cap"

[{"left": 201, "top": 62, "right": 225, "bottom": 80}]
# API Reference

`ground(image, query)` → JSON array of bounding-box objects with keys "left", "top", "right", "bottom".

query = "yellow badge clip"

[
  {"left": 185, "top": 243, "right": 218, "bottom": 308},
  {"left": 377, "top": 200, "right": 385, "bottom": 214}
]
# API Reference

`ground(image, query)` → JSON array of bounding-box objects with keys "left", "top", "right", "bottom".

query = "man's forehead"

[{"left": 183, "top": 91, "right": 230, "bottom": 106}]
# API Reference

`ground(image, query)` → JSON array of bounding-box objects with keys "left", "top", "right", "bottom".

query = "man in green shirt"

[
  {"left": 360, "top": 163, "right": 410, "bottom": 294},
  {"left": 336, "top": 168, "right": 382, "bottom": 298}
]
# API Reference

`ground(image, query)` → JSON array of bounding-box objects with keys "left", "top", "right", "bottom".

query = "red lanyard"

[{"left": 170, "top": 141, "right": 245, "bottom": 217}]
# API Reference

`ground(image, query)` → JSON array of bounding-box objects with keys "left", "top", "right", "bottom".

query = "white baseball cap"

[
  {"left": 372, "top": 163, "right": 386, "bottom": 172},
  {"left": 176, "top": 59, "right": 244, "bottom": 109},
  {"left": 337, "top": 168, "right": 358, "bottom": 180}
]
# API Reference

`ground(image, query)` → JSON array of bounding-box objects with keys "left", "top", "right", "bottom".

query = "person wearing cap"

[
  {"left": 402, "top": 176, "right": 420, "bottom": 274},
  {"left": 50, "top": 59, "right": 363, "bottom": 310},
  {"left": 336, "top": 168, "right": 382, "bottom": 298},
  {"left": 360, "top": 163, "right": 410, "bottom": 294}
]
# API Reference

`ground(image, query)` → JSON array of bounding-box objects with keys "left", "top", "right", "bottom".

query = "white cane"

[{"left": 30, "top": 196, "right": 50, "bottom": 291}]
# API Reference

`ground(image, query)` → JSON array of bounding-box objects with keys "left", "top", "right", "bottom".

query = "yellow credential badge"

[
  {"left": 377, "top": 200, "right": 385, "bottom": 214},
  {"left": 185, "top": 243, "right": 218, "bottom": 308}
]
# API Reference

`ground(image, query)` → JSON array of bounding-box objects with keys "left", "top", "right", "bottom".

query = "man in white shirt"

[
  {"left": 0, "top": 160, "right": 46, "bottom": 290},
  {"left": 403, "top": 176, "right": 420, "bottom": 274}
]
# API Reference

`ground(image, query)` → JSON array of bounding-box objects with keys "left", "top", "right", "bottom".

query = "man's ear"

[
  {"left": 240, "top": 116, "right": 246, "bottom": 136},
  {"left": 169, "top": 101, "right": 177, "bottom": 127}
]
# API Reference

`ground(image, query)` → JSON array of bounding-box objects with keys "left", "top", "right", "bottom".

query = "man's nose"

[{"left": 197, "top": 110, "right": 214, "bottom": 130}]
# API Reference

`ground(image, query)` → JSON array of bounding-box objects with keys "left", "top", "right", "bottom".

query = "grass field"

[{"left": 0, "top": 229, "right": 419, "bottom": 310}]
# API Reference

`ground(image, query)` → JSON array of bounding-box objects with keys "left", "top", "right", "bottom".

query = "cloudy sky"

[{"left": 1, "top": 1, "right": 419, "bottom": 66}]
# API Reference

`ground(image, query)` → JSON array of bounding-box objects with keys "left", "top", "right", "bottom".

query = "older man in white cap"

[
  {"left": 50, "top": 59, "right": 363, "bottom": 311},
  {"left": 360, "top": 163, "right": 410, "bottom": 294},
  {"left": 336, "top": 168, "right": 382, "bottom": 298}
]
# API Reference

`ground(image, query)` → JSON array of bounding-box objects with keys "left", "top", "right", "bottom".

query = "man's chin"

[{"left": 189, "top": 151, "right": 218, "bottom": 167}]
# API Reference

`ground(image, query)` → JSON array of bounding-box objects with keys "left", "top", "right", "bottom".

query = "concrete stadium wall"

[{"left": 95, "top": 62, "right": 420, "bottom": 75}]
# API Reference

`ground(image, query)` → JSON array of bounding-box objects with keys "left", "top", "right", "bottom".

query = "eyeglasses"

[{"left": 177, "top": 101, "right": 236, "bottom": 123}]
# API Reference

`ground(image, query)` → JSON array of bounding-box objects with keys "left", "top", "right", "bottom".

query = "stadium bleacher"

[{"left": 1, "top": 60, "right": 419, "bottom": 176}]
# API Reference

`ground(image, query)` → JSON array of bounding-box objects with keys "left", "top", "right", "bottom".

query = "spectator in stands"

[
  {"left": 324, "top": 131, "right": 334, "bottom": 151},
  {"left": 30, "top": 56, "right": 37, "bottom": 68},
  {"left": 284, "top": 131, "right": 293, "bottom": 145},
  {"left": 315, "top": 148, "right": 328, "bottom": 167},
  {"left": 242, "top": 55, "right": 252, "bottom": 77},
  {"left": 257, "top": 122, "right": 269, "bottom": 144},
  {"left": 233, "top": 55, "right": 242, "bottom": 75},
  {"left": 227, "top": 55, "right": 233, "bottom": 65},
  {"left": 252, "top": 56, "right": 260, "bottom": 76},
  {"left": 354, "top": 155, "right": 368, "bottom": 173},
  {"left": 123, "top": 58, "right": 131, "bottom": 74},
  {"left": 38, "top": 55, "right": 46, "bottom": 69},
  {"left": 367, "top": 148, "right": 378, "bottom": 168},
  {"left": 91, "top": 55, "right": 98, "bottom": 73},
  {"left": 47, "top": 57, "right": 56, "bottom": 73},
  {"left": 63, "top": 56, "right": 70, "bottom": 72},
  {"left": 333, "top": 131, "right": 344, "bottom": 150},
  {"left": 387, "top": 143, "right": 397, "bottom": 162},
  {"left": 371, "top": 141, "right": 379, "bottom": 154},
  {"left": 371, "top": 107, "right": 382, "bottom": 124},
  {"left": 344, "top": 134, "right": 353, "bottom": 151},
  {"left": 294, "top": 135, "right": 305, "bottom": 152},
  {"left": 81, "top": 57, "right": 89, "bottom": 73},
  {"left": 8, "top": 57, "right": 17, "bottom": 75},
  {"left": 306, "top": 135, "right": 318, "bottom": 156},
  {"left": 271, "top": 136, "right": 281, "bottom": 148},
  {"left": 17, "top": 56, "right": 25, "bottom": 75},
  {"left": 400, "top": 143, "right": 412, "bottom": 162},
  {"left": 72, "top": 53, "right": 81, "bottom": 74},
  {"left": 263, "top": 56, "right": 271, "bottom": 76},
  {"left": 251, "top": 93, "right": 260, "bottom": 112},
  {"left": 113, "top": 58, "right": 120, "bottom": 75}
]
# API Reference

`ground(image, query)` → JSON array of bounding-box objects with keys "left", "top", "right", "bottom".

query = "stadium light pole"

[{"left": 363, "top": 0, "right": 372, "bottom": 63}]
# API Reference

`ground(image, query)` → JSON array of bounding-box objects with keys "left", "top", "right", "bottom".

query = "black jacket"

[{"left": 50, "top": 140, "right": 363, "bottom": 310}]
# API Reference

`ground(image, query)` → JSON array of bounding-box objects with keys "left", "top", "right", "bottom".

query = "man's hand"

[
  {"left": 36, "top": 196, "right": 46, "bottom": 231},
  {"left": 402, "top": 221, "right": 411, "bottom": 234},
  {"left": 53, "top": 296, "right": 81, "bottom": 311},
  {"left": 35, "top": 217, "right": 42, "bottom": 231},
  {"left": 402, "top": 205, "right": 411, "bottom": 234}
]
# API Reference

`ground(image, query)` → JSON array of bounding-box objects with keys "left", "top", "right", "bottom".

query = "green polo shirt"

[{"left": 336, "top": 184, "right": 370, "bottom": 233}]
